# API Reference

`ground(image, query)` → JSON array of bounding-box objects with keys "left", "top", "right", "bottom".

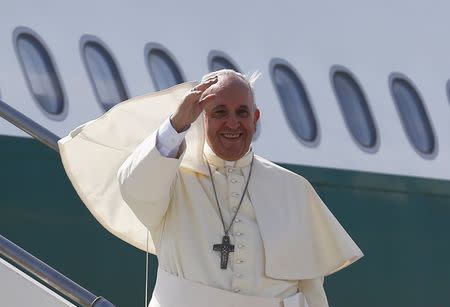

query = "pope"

[{"left": 59, "top": 69, "right": 363, "bottom": 307}]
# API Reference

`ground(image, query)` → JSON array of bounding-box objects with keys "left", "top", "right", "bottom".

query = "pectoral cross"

[{"left": 213, "top": 235, "right": 234, "bottom": 269}]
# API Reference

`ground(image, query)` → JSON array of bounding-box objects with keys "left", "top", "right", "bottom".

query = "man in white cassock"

[{"left": 58, "top": 70, "right": 363, "bottom": 307}]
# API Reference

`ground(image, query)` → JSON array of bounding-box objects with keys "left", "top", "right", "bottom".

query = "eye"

[
  {"left": 237, "top": 109, "right": 249, "bottom": 117},
  {"left": 212, "top": 109, "right": 227, "bottom": 118}
]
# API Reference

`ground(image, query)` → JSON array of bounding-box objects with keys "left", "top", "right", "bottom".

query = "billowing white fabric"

[
  {"left": 59, "top": 82, "right": 203, "bottom": 253},
  {"left": 58, "top": 82, "right": 363, "bottom": 296}
]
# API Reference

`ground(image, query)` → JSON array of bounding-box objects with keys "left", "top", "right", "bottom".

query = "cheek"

[
  {"left": 205, "top": 120, "right": 221, "bottom": 139},
  {"left": 206, "top": 119, "right": 222, "bottom": 132},
  {"left": 243, "top": 121, "right": 255, "bottom": 133}
]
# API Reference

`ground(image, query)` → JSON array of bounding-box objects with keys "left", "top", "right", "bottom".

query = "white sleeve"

[
  {"left": 117, "top": 129, "right": 183, "bottom": 231},
  {"left": 156, "top": 116, "right": 189, "bottom": 158},
  {"left": 299, "top": 277, "right": 329, "bottom": 307}
]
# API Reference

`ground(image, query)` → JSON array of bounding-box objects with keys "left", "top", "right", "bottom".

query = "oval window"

[
  {"left": 390, "top": 75, "right": 435, "bottom": 155},
  {"left": 332, "top": 68, "right": 377, "bottom": 149},
  {"left": 82, "top": 39, "right": 128, "bottom": 111},
  {"left": 146, "top": 45, "right": 184, "bottom": 91},
  {"left": 270, "top": 59, "right": 317, "bottom": 143},
  {"left": 16, "top": 32, "right": 65, "bottom": 116},
  {"left": 208, "top": 51, "right": 240, "bottom": 72}
]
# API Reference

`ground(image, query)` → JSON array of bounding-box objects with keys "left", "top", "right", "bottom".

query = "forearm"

[
  {"left": 156, "top": 116, "right": 189, "bottom": 158},
  {"left": 117, "top": 127, "right": 185, "bottom": 229}
]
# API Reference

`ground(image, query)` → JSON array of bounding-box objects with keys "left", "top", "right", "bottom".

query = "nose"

[{"left": 225, "top": 115, "right": 240, "bottom": 129}]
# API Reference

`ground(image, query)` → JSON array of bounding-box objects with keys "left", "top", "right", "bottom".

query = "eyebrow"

[
  {"left": 211, "top": 104, "right": 226, "bottom": 110},
  {"left": 211, "top": 104, "right": 250, "bottom": 111}
]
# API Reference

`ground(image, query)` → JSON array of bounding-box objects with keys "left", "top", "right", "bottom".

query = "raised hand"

[{"left": 170, "top": 76, "right": 218, "bottom": 132}]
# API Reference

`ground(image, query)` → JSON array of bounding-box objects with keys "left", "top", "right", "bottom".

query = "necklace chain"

[{"left": 205, "top": 154, "right": 254, "bottom": 236}]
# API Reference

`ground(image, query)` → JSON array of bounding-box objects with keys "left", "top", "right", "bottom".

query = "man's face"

[{"left": 202, "top": 75, "right": 260, "bottom": 161}]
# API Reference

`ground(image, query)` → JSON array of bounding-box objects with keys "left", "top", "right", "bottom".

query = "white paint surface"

[
  {"left": 0, "top": 258, "right": 75, "bottom": 307},
  {"left": 0, "top": 0, "right": 449, "bottom": 180}
]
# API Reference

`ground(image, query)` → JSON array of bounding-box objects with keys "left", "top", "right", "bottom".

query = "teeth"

[{"left": 223, "top": 133, "right": 240, "bottom": 138}]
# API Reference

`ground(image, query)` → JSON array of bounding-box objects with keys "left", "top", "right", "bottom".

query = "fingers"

[
  {"left": 198, "top": 93, "right": 216, "bottom": 108},
  {"left": 193, "top": 76, "right": 218, "bottom": 92},
  {"left": 189, "top": 90, "right": 202, "bottom": 96}
]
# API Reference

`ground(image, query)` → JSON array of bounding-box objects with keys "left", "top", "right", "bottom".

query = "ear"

[{"left": 254, "top": 108, "right": 260, "bottom": 124}]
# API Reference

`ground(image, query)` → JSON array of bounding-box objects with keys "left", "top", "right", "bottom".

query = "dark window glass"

[
  {"left": 83, "top": 41, "right": 128, "bottom": 111},
  {"left": 332, "top": 70, "right": 377, "bottom": 148},
  {"left": 209, "top": 54, "right": 239, "bottom": 72},
  {"left": 16, "top": 33, "right": 64, "bottom": 115},
  {"left": 390, "top": 76, "right": 435, "bottom": 154},
  {"left": 271, "top": 61, "right": 317, "bottom": 143},
  {"left": 147, "top": 48, "right": 184, "bottom": 90}
]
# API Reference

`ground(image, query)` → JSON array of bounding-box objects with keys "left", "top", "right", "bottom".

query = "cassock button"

[
  {"left": 231, "top": 192, "right": 240, "bottom": 198},
  {"left": 227, "top": 168, "right": 234, "bottom": 173},
  {"left": 235, "top": 218, "right": 241, "bottom": 223},
  {"left": 236, "top": 259, "right": 244, "bottom": 264},
  {"left": 238, "top": 244, "right": 244, "bottom": 248},
  {"left": 231, "top": 179, "right": 238, "bottom": 183},
  {"left": 235, "top": 232, "right": 242, "bottom": 236}
]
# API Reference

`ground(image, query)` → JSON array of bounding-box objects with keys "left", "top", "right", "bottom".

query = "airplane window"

[
  {"left": 146, "top": 44, "right": 184, "bottom": 91},
  {"left": 82, "top": 39, "right": 128, "bottom": 111},
  {"left": 16, "top": 32, "right": 65, "bottom": 117},
  {"left": 208, "top": 50, "right": 241, "bottom": 72},
  {"left": 331, "top": 68, "right": 377, "bottom": 149},
  {"left": 390, "top": 74, "right": 435, "bottom": 155},
  {"left": 270, "top": 59, "right": 318, "bottom": 144}
]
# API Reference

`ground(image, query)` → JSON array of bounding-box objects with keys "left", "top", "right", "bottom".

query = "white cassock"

[{"left": 58, "top": 82, "right": 363, "bottom": 307}]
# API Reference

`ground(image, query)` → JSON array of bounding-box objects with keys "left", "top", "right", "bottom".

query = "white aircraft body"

[{"left": 1, "top": 1, "right": 449, "bottom": 307}]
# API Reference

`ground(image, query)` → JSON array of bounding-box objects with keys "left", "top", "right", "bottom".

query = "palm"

[{"left": 171, "top": 76, "right": 218, "bottom": 132}]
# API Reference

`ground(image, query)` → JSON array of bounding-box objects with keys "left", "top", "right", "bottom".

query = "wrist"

[{"left": 170, "top": 114, "right": 191, "bottom": 133}]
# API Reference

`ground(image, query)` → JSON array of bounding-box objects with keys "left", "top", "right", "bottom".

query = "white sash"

[{"left": 149, "top": 268, "right": 307, "bottom": 307}]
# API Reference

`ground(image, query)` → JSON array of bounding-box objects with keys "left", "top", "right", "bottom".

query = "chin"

[
  {"left": 208, "top": 138, "right": 250, "bottom": 161},
  {"left": 216, "top": 148, "right": 247, "bottom": 161}
]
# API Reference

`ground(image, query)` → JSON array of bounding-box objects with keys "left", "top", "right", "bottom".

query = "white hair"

[{"left": 201, "top": 69, "right": 262, "bottom": 108}]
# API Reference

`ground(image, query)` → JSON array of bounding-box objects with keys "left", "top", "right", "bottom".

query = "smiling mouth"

[{"left": 221, "top": 133, "right": 243, "bottom": 139}]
